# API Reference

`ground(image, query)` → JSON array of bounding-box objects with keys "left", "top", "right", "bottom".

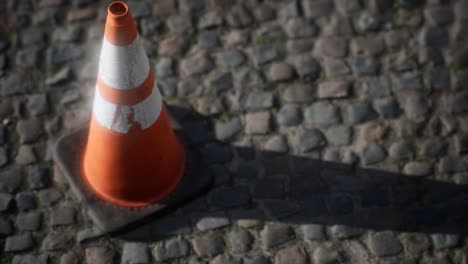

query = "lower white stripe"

[{"left": 93, "top": 85, "right": 162, "bottom": 133}]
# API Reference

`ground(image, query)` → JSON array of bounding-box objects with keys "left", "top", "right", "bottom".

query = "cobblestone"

[
  {"left": 5, "top": 233, "right": 34, "bottom": 252},
  {"left": 42, "top": 231, "right": 73, "bottom": 251},
  {"left": 260, "top": 223, "right": 294, "bottom": 249},
  {"left": 85, "top": 247, "right": 117, "bottom": 264},
  {"left": 215, "top": 117, "right": 242, "bottom": 141},
  {"left": 12, "top": 254, "right": 48, "bottom": 264},
  {"left": 282, "top": 84, "right": 315, "bottom": 103},
  {"left": 305, "top": 102, "right": 341, "bottom": 127},
  {"left": 275, "top": 245, "right": 308, "bottom": 264},
  {"left": 403, "top": 233, "right": 430, "bottom": 255},
  {"left": 193, "top": 211, "right": 230, "bottom": 231},
  {"left": 50, "top": 205, "right": 75, "bottom": 226},
  {"left": 16, "top": 212, "right": 41, "bottom": 231},
  {"left": 301, "top": 224, "right": 326, "bottom": 241},
  {"left": 313, "top": 246, "right": 340, "bottom": 264},
  {"left": 154, "top": 238, "right": 190, "bottom": 261},
  {"left": 0, "top": 217, "right": 13, "bottom": 236},
  {"left": 192, "top": 232, "right": 225, "bottom": 257},
  {"left": 317, "top": 80, "right": 351, "bottom": 99},
  {"left": 292, "top": 128, "right": 327, "bottom": 153},
  {"left": 277, "top": 105, "right": 302, "bottom": 127},
  {"left": 0, "top": 193, "right": 12, "bottom": 212},
  {"left": 245, "top": 111, "right": 271, "bottom": 135},
  {"left": 368, "top": 232, "right": 403, "bottom": 257},
  {"left": 229, "top": 228, "right": 254, "bottom": 253},
  {"left": 15, "top": 192, "right": 37, "bottom": 211}
]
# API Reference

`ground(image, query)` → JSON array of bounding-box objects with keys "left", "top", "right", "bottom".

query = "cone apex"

[{"left": 105, "top": 1, "right": 137, "bottom": 46}]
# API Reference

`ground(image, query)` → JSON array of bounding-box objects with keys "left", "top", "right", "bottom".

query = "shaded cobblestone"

[
  {"left": 154, "top": 238, "right": 190, "bottom": 261},
  {"left": 260, "top": 223, "right": 294, "bottom": 249},
  {"left": 192, "top": 232, "right": 225, "bottom": 257}
]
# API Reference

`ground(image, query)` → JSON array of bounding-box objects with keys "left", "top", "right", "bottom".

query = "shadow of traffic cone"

[{"left": 54, "top": 1, "right": 212, "bottom": 232}]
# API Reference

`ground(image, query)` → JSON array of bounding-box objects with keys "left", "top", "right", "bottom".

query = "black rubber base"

[{"left": 53, "top": 114, "right": 213, "bottom": 233}]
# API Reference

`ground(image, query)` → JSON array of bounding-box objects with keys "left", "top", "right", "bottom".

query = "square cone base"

[{"left": 54, "top": 112, "right": 213, "bottom": 234}]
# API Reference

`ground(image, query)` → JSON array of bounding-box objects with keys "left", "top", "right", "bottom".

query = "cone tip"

[
  {"left": 105, "top": 1, "right": 137, "bottom": 46},
  {"left": 108, "top": 1, "right": 129, "bottom": 18}
]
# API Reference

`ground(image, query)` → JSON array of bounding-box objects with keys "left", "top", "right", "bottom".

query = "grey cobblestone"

[
  {"left": 305, "top": 102, "right": 341, "bottom": 127},
  {"left": 368, "top": 232, "right": 403, "bottom": 257},
  {"left": 16, "top": 212, "right": 41, "bottom": 231},
  {"left": 275, "top": 245, "right": 308, "bottom": 264},
  {"left": 229, "top": 228, "right": 254, "bottom": 253},
  {"left": 85, "top": 247, "right": 117, "bottom": 264},
  {"left": 245, "top": 111, "right": 271, "bottom": 135},
  {"left": 301, "top": 224, "right": 326, "bottom": 241},
  {"left": 260, "top": 223, "right": 294, "bottom": 249},
  {"left": 293, "top": 128, "right": 327, "bottom": 153},
  {"left": 42, "top": 231, "right": 73, "bottom": 251},
  {"left": 5, "top": 233, "right": 34, "bottom": 252},
  {"left": 192, "top": 232, "right": 225, "bottom": 257},
  {"left": 194, "top": 212, "right": 230, "bottom": 231},
  {"left": 154, "top": 238, "right": 190, "bottom": 261}
]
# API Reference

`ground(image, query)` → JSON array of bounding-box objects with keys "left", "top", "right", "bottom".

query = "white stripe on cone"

[
  {"left": 93, "top": 85, "right": 162, "bottom": 133},
  {"left": 98, "top": 35, "right": 149, "bottom": 90}
]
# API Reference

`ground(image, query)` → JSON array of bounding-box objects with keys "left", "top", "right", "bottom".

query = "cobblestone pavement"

[{"left": 1, "top": 0, "right": 468, "bottom": 263}]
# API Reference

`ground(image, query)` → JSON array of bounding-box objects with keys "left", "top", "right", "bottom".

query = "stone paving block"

[
  {"left": 282, "top": 84, "right": 315, "bottom": 103},
  {"left": 77, "top": 227, "right": 103, "bottom": 243},
  {"left": 5, "top": 233, "right": 34, "bottom": 252},
  {"left": 15, "top": 192, "right": 37, "bottom": 211},
  {"left": 192, "top": 232, "right": 225, "bottom": 257},
  {"left": 229, "top": 228, "right": 254, "bottom": 254},
  {"left": 292, "top": 128, "right": 327, "bottom": 153},
  {"left": 368, "top": 232, "right": 403, "bottom": 257},
  {"left": 211, "top": 255, "right": 241, "bottom": 264},
  {"left": 16, "top": 212, "right": 41, "bottom": 231},
  {"left": 244, "top": 256, "right": 270, "bottom": 264},
  {"left": 228, "top": 208, "right": 265, "bottom": 228},
  {"left": 193, "top": 211, "right": 231, "bottom": 231},
  {"left": 12, "top": 254, "right": 48, "bottom": 264},
  {"left": 275, "top": 245, "right": 308, "bottom": 264},
  {"left": 313, "top": 246, "right": 340, "bottom": 264},
  {"left": 60, "top": 251, "right": 79, "bottom": 264},
  {"left": 260, "top": 223, "right": 294, "bottom": 249},
  {"left": 301, "top": 224, "right": 326, "bottom": 241},
  {"left": 50, "top": 205, "right": 76, "bottom": 226},
  {"left": 85, "top": 247, "right": 117, "bottom": 264},
  {"left": 42, "top": 231, "right": 73, "bottom": 251},
  {"left": 402, "top": 233, "right": 430, "bottom": 255},
  {"left": 245, "top": 111, "right": 271, "bottom": 135},
  {"left": 154, "top": 238, "right": 190, "bottom": 261}
]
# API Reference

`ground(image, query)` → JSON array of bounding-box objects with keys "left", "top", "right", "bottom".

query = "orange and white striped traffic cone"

[
  {"left": 82, "top": 1, "right": 186, "bottom": 207},
  {"left": 54, "top": 1, "right": 212, "bottom": 232}
]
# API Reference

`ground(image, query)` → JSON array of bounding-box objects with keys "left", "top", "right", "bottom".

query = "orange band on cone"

[
  {"left": 105, "top": 1, "right": 137, "bottom": 46},
  {"left": 97, "top": 70, "right": 154, "bottom": 105}
]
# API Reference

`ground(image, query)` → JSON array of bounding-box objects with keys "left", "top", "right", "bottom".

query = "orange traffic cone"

[
  {"left": 54, "top": 1, "right": 212, "bottom": 232},
  {"left": 83, "top": 1, "right": 185, "bottom": 207}
]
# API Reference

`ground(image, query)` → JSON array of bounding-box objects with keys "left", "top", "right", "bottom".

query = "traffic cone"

[
  {"left": 54, "top": 1, "right": 212, "bottom": 232},
  {"left": 82, "top": 1, "right": 185, "bottom": 207}
]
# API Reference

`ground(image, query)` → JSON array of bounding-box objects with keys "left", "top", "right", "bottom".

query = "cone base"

[{"left": 53, "top": 115, "right": 213, "bottom": 233}]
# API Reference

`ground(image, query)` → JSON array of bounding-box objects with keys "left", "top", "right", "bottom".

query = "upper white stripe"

[
  {"left": 93, "top": 84, "right": 163, "bottom": 133},
  {"left": 98, "top": 35, "right": 150, "bottom": 90}
]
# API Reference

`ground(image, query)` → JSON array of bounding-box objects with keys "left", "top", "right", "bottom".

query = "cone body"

[{"left": 83, "top": 1, "right": 185, "bottom": 207}]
